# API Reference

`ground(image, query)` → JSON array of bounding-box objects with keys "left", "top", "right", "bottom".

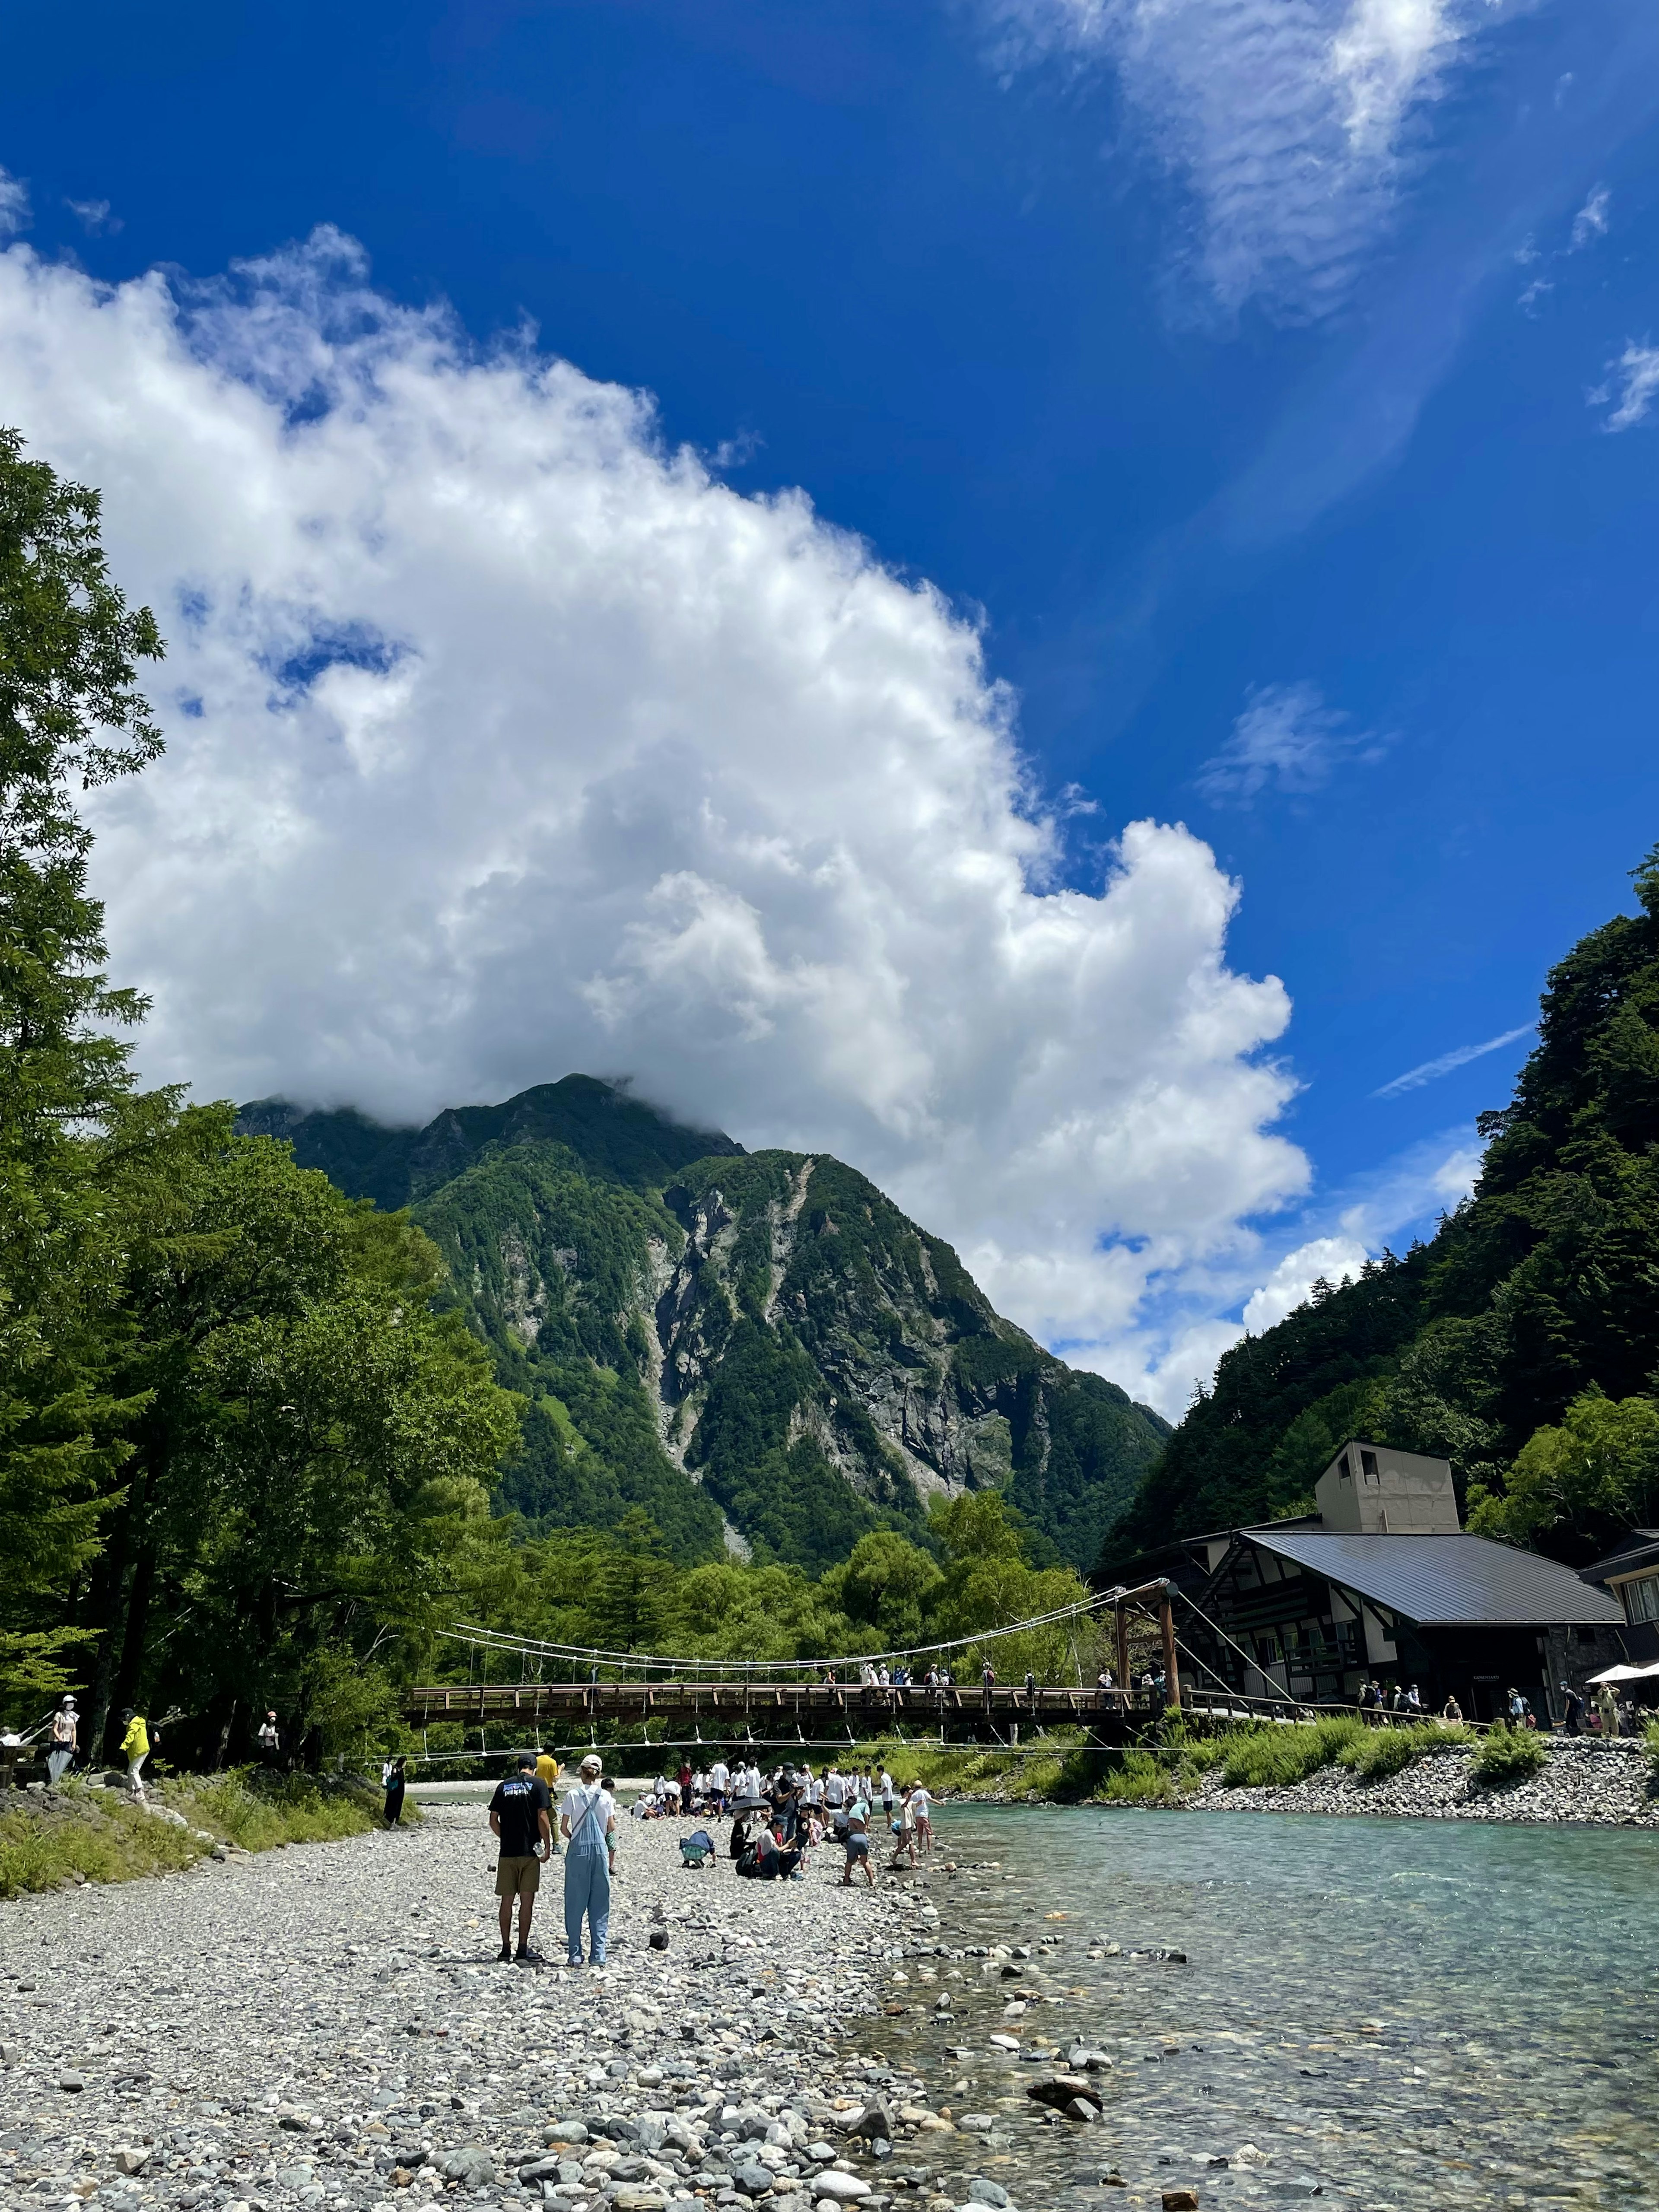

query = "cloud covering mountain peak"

[{"left": 0, "top": 226, "right": 1309, "bottom": 1410}]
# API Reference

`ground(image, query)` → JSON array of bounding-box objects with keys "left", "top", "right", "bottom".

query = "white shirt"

[
  {"left": 879, "top": 1770, "right": 893, "bottom": 1800},
  {"left": 744, "top": 1764, "right": 761, "bottom": 1797},
  {"left": 709, "top": 1761, "right": 729, "bottom": 1791},
  {"left": 824, "top": 1773, "right": 845, "bottom": 1806},
  {"left": 912, "top": 1786, "right": 931, "bottom": 1818}
]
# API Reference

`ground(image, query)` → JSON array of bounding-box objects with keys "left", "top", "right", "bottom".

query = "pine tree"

[{"left": 0, "top": 429, "right": 164, "bottom": 1713}]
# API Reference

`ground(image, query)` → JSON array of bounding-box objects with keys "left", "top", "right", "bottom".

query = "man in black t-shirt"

[{"left": 488, "top": 1754, "right": 553, "bottom": 1963}]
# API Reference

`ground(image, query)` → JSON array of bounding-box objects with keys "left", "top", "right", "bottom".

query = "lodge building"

[{"left": 1147, "top": 1440, "right": 1627, "bottom": 1724}]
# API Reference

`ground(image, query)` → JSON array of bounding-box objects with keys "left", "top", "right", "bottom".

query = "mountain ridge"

[{"left": 239, "top": 1075, "right": 1170, "bottom": 1573}]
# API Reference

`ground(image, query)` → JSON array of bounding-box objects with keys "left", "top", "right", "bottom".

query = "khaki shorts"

[{"left": 495, "top": 1853, "right": 541, "bottom": 1898}]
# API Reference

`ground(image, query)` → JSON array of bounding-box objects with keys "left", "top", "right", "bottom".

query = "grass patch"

[
  {"left": 0, "top": 1769, "right": 390, "bottom": 1902},
  {"left": 1470, "top": 1725, "right": 1549, "bottom": 1788},
  {"left": 0, "top": 1792, "right": 205, "bottom": 1900},
  {"left": 1337, "top": 1721, "right": 1474, "bottom": 1780},
  {"left": 164, "top": 1770, "right": 391, "bottom": 1851},
  {"left": 1219, "top": 1716, "right": 1364, "bottom": 1789},
  {"left": 1646, "top": 1720, "right": 1659, "bottom": 1780},
  {"left": 1101, "top": 1748, "right": 1185, "bottom": 1805}
]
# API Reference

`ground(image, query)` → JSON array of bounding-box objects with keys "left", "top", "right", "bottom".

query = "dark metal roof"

[
  {"left": 1581, "top": 1532, "right": 1659, "bottom": 1584},
  {"left": 1239, "top": 1529, "right": 1626, "bottom": 1628}
]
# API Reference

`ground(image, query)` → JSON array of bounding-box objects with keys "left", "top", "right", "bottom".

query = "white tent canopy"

[{"left": 1588, "top": 1660, "right": 1659, "bottom": 1684}]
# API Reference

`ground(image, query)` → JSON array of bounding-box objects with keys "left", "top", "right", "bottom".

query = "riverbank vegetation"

[{"left": 0, "top": 1770, "right": 386, "bottom": 1900}]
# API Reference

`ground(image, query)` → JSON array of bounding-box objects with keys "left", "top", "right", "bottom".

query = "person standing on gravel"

[
  {"left": 840, "top": 1802, "right": 874, "bottom": 1889},
  {"left": 382, "top": 1755, "right": 407, "bottom": 1827},
  {"left": 560, "top": 1753, "right": 617, "bottom": 1967},
  {"left": 47, "top": 1699, "right": 77, "bottom": 1784},
  {"left": 708, "top": 1755, "right": 729, "bottom": 1815},
  {"left": 488, "top": 1753, "right": 553, "bottom": 1964}
]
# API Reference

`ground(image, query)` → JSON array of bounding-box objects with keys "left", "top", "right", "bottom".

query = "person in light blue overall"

[{"left": 560, "top": 1753, "right": 616, "bottom": 1965}]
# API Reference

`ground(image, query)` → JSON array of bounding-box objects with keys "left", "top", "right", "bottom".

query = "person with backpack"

[
  {"left": 560, "top": 1753, "right": 617, "bottom": 1967},
  {"left": 382, "top": 1755, "right": 407, "bottom": 1827}
]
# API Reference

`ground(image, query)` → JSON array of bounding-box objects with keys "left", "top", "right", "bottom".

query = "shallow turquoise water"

[{"left": 852, "top": 1807, "right": 1659, "bottom": 2212}]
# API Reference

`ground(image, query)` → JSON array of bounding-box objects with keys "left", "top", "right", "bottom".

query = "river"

[{"left": 851, "top": 1805, "right": 1659, "bottom": 2210}]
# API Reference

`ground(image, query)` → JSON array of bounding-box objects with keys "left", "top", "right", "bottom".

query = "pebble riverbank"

[
  {"left": 0, "top": 1808, "right": 1047, "bottom": 2212},
  {"left": 1183, "top": 1736, "right": 1659, "bottom": 1825}
]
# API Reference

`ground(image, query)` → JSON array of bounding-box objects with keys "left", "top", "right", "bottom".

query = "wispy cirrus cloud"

[
  {"left": 67, "top": 197, "right": 122, "bottom": 236},
  {"left": 0, "top": 168, "right": 28, "bottom": 238},
  {"left": 981, "top": 0, "right": 1525, "bottom": 318},
  {"left": 1570, "top": 182, "right": 1610, "bottom": 248},
  {"left": 1196, "top": 680, "right": 1384, "bottom": 806},
  {"left": 1373, "top": 1023, "right": 1534, "bottom": 1097},
  {"left": 1590, "top": 341, "right": 1659, "bottom": 432}
]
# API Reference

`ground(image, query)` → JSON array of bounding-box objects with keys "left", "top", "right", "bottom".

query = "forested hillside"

[
  {"left": 250, "top": 1086, "right": 1170, "bottom": 1575},
  {"left": 1104, "top": 850, "right": 1659, "bottom": 1573}
]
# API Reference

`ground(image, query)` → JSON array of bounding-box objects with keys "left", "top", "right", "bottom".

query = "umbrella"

[{"left": 1587, "top": 1659, "right": 1659, "bottom": 1684}]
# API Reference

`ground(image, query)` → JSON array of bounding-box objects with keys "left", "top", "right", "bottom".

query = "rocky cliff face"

[{"left": 241, "top": 1077, "right": 1167, "bottom": 1572}]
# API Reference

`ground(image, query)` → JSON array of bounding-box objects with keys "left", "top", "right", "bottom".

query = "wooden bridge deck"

[{"left": 400, "top": 1679, "right": 1154, "bottom": 1743}]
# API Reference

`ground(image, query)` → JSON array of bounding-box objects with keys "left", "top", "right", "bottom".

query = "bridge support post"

[{"left": 1160, "top": 1585, "right": 1181, "bottom": 1713}]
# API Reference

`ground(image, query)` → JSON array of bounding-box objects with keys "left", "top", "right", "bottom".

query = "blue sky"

[{"left": 4, "top": 0, "right": 1658, "bottom": 1409}]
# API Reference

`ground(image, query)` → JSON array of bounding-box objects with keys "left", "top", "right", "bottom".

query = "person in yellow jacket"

[
  {"left": 119, "top": 1709, "right": 149, "bottom": 1798},
  {"left": 534, "top": 1749, "right": 562, "bottom": 1853}
]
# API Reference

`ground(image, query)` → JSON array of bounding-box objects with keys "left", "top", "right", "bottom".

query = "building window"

[
  {"left": 1624, "top": 1574, "right": 1659, "bottom": 1626},
  {"left": 1255, "top": 1633, "right": 1281, "bottom": 1665},
  {"left": 1360, "top": 1449, "right": 1379, "bottom": 1479}
]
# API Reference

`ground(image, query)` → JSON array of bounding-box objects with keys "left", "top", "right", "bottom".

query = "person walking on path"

[
  {"left": 47, "top": 1699, "right": 77, "bottom": 1784},
  {"left": 981, "top": 1659, "right": 997, "bottom": 1715},
  {"left": 119, "top": 1710, "right": 149, "bottom": 1798},
  {"left": 381, "top": 1756, "right": 407, "bottom": 1827},
  {"left": 561, "top": 1752, "right": 617, "bottom": 1968},
  {"left": 1560, "top": 1681, "right": 1585, "bottom": 1736},
  {"left": 488, "top": 1752, "right": 553, "bottom": 1964}
]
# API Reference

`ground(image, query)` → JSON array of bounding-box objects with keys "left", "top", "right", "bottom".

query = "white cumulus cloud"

[
  {"left": 0, "top": 228, "right": 1312, "bottom": 1396},
  {"left": 984, "top": 0, "right": 1518, "bottom": 318}
]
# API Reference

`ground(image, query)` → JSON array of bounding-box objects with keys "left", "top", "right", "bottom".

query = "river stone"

[
  {"left": 440, "top": 2148, "right": 496, "bottom": 2186},
  {"left": 614, "top": 2190, "right": 671, "bottom": 2212},
  {"left": 964, "top": 2181, "right": 1008, "bottom": 2207},
  {"left": 813, "top": 2177, "right": 872, "bottom": 2202}
]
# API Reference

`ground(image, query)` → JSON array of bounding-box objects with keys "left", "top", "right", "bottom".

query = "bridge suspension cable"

[{"left": 441, "top": 1583, "right": 1137, "bottom": 1678}]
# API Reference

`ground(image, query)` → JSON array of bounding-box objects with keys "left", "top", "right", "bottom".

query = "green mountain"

[
  {"left": 1103, "top": 847, "right": 1659, "bottom": 1574},
  {"left": 239, "top": 1077, "right": 1170, "bottom": 1574}
]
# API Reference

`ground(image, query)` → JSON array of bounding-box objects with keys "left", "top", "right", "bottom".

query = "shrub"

[
  {"left": 166, "top": 1770, "right": 384, "bottom": 1850},
  {"left": 0, "top": 1798, "right": 204, "bottom": 1900},
  {"left": 1220, "top": 1716, "right": 1363, "bottom": 1789},
  {"left": 1643, "top": 1719, "right": 1659, "bottom": 1780},
  {"left": 1338, "top": 1721, "right": 1473, "bottom": 1780},
  {"left": 1471, "top": 1725, "right": 1548, "bottom": 1787},
  {"left": 1102, "top": 1749, "right": 1183, "bottom": 1804}
]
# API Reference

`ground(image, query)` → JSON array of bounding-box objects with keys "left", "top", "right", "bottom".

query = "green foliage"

[
  {"left": 1220, "top": 1716, "right": 1363, "bottom": 1788},
  {"left": 1469, "top": 1389, "right": 1659, "bottom": 1548},
  {"left": 1336, "top": 1720, "right": 1473, "bottom": 1779},
  {"left": 1106, "top": 845, "right": 1659, "bottom": 1573},
  {"left": 1102, "top": 1747, "right": 1186, "bottom": 1803},
  {"left": 0, "top": 431, "right": 166, "bottom": 1707},
  {"left": 1644, "top": 1719, "right": 1659, "bottom": 1780},
  {"left": 1471, "top": 1724, "right": 1549, "bottom": 1786},
  {"left": 0, "top": 1769, "right": 381, "bottom": 1898}
]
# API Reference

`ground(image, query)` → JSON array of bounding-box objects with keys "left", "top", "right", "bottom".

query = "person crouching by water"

[
  {"left": 561, "top": 1753, "right": 617, "bottom": 1968},
  {"left": 488, "top": 1752, "right": 552, "bottom": 1964}
]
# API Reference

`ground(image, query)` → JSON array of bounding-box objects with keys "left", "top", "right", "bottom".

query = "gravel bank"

[
  {"left": 1182, "top": 1736, "right": 1659, "bottom": 1824},
  {"left": 0, "top": 1808, "right": 1010, "bottom": 2212}
]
